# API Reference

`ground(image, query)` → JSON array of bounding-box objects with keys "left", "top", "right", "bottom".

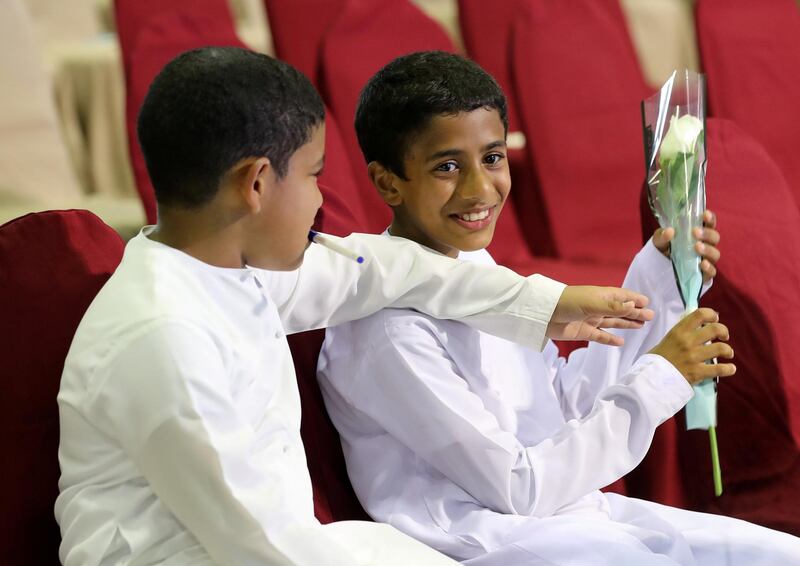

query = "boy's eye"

[
  {"left": 484, "top": 153, "right": 505, "bottom": 166},
  {"left": 434, "top": 161, "right": 459, "bottom": 173}
]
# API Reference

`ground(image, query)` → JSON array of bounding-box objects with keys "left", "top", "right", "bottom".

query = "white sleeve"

[
  {"left": 342, "top": 315, "right": 692, "bottom": 519},
  {"left": 88, "top": 322, "right": 456, "bottom": 566},
  {"left": 260, "top": 233, "right": 565, "bottom": 351},
  {"left": 552, "top": 240, "right": 706, "bottom": 419}
]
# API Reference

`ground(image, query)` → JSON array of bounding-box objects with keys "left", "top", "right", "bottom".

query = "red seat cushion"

[
  {"left": 263, "top": 0, "right": 346, "bottom": 88},
  {"left": 114, "top": 0, "right": 239, "bottom": 224},
  {"left": 697, "top": 0, "right": 800, "bottom": 207},
  {"left": 0, "top": 210, "right": 124, "bottom": 565},
  {"left": 630, "top": 118, "right": 800, "bottom": 535},
  {"left": 512, "top": 0, "right": 651, "bottom": 264},
  {"left": 291, "top": 330, "right": 371, "bottom": 523}
]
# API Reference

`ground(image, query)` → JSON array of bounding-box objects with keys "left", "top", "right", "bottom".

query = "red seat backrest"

[
  {"left": 696, "top": 0, "right": 800, "bottom": 207},
  {"left": 457, "top": 0, "right": 522, "bottom": 132},
  {"left": 263, "top": 0, "right": 346, "bottom": 88},
  {"left": 512, "top": 0, "right": 650, "bottom": 264},
  {"left": 0, "top": 210, "right": 124, "bottom": 565},
  {"left": 320, "top": 0, "right": 455, "bottom": 234},
  {"left": 631, "top": 118, "right": 800, "bottom": 534},
  {"left": 316, "top": 111, "right": 370, "bottom": 236},
  {"left": 114, "top": 0, "right": 239, "bottom": 224}
]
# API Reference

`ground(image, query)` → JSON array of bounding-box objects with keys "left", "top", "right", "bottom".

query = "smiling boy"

[{"left": 317, "top": 51, "right": 800, "bottom": 565}]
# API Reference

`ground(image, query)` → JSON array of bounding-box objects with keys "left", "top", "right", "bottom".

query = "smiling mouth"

[{"left": 449, "top": 206, "right": 496, "bottom": 229}]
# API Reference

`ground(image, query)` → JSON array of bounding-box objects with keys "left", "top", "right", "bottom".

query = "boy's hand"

[
  {"left": 653, "top": 209, "right": 720, "bottom": 282},
  {"left": 649, "top": 307, "right": 736, "bottom": 385},
  {"left": 547, "top": 286, "right": 655, "bottom": 346}
]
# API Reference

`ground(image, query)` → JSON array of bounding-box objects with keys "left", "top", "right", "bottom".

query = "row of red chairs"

[{"left": 2, "top": 1, "right": 799, "bottom": 563}]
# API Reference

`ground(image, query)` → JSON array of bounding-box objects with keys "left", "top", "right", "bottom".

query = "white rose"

[{"left": 660, "top": 114, "right": 704, "bottom": 162}]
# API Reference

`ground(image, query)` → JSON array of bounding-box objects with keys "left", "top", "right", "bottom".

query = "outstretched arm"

[{"left": 263, "top": 233, "right": 651, "bottom": 350}]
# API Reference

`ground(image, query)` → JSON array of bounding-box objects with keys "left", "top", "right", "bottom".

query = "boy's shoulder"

[
  {"left": 64, "top": 234, "right": 251, "bottom": 385},
  {"left": 339, "top": 245, "right": 495, "bottom": 341}
]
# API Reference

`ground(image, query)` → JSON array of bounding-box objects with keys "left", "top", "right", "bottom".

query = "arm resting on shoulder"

[{"left": 262, "top": 233, "right": 565, "bottom": 351}]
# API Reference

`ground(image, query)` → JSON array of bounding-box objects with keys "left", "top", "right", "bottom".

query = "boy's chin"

[{"left": 453, "top": 229, "right": 496, "bottom": 252}]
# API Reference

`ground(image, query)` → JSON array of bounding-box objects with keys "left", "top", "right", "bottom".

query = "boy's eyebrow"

[
  {"left": 313, "top": 155, "right": 325, "bottom": 170},
  {"left": 425, "top": 140, "right": 507, "bottom": 163},
  {"left": 426, "top": 148, "right": 463, "bottom": 162},
  {"left": 484, "top": 140, "right": 507, "bottom": 151}
]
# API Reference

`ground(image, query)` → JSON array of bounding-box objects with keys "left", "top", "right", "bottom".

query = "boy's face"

[
  {"left": 385, "top": 109, "right": 509, "bottom": 258},
  {"left": 244, "top": 123, "right": 325, "bottom": 270}
]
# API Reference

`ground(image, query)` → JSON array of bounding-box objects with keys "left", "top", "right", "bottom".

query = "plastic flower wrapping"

[{"left": 642, "top": 70, "right": 721, "bottom": 496}]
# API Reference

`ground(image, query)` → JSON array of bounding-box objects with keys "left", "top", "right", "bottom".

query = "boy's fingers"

[
  {"left": 610, "top": 307, "right": 654, "bottom": 323},
  {"left": 701, "top": 227, "right": 720, "bottom": 246},
  {"left": 695, "top": 362, "right": 737, "bottom": 381},
  {"left": 608, "top": 289, "right": 650, "bottom": 309},
  {"left": 693, "top": 226, "right": 721, "bottom": 245},
  {"left": 583, "top": 297, "right": 652, "bottom": 321},
  {"left": 653, "top": 227, "right": 674, "bottom": 254},
  {"left": 697, "top": 342, "right": 734, "bottom": 363},
  {"left": 687, "top": 307, "right": 719, "bottom": 327},
  {"left": 690, "top": 363, "right": 736, "bottom": 383},
  {"left": 696, "top": 241, "right": 720, "bottom": 264},
  {"left": 597, "top": 318, "right": 645, "bottom": 330},
  {"left": 585, "top": 328, "right": 625, "bottom": 347},
  {"left": 700, "top": 260, "right": 717, "bottom": 282},
  {"left": 703, "top": 209, "right": 717, "bottom": 229},
  {"left": 554, "top": 286, "right": 650, "bottom": 322},
  {"left": 695, "top": 322, "right": 729, "bottom": 344}
]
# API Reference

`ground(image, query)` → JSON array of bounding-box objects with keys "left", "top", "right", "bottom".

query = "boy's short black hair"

[
  {"left": 355, "top": 51, "right": 508, "bottom": 180},
  {"left": 138, "top": 47, "right": 325, "bottom": 209}
]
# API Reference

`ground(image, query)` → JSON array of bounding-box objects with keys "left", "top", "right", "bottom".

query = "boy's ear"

[
  {"left": 239, "top": 157, "right": 272, "bottom": 213},
  {"left": 368, "top": 161, "right": 403, "bottom": 207}
]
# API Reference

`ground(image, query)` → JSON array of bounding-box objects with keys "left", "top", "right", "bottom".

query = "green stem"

[{"left": 709, "top": 426, "right": 723, "bottom": 496}]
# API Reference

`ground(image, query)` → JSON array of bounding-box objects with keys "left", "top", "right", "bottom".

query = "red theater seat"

[
  {"left": 316, "top": 112, "right": 370, "bottom": 236},
  {"left": 696, "top": 0, "right": 800, "bottom": 208},
  {"left": 458, "top": 0, "right": 522, "bottom": 133},
  {"left": 263, "top": 0, "right": 346, "bottom": 88},
  {"left": 629, "top": 118, "right": 800, "bottom": 536},
  {"left": 0, "top": 210, "right": 125, "bottom": 565},
  {"left": 512, "top": 0, "right": 650, "bottom": 264},
  {"left": 114, "top": 0, "right": 240, "bottom": 224}
]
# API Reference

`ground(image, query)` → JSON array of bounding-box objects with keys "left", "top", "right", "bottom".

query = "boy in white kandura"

[{"left": 318, "top": 51, "right": 800, "bottom": 565}]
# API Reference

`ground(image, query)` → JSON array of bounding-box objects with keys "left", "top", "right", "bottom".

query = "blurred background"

[{"left": 1, "top": 0, "right": 709, "bottom": 242}]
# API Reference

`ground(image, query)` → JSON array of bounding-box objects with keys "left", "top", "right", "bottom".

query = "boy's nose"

[{"left": 459, "top": 167, "right": 495, "bottom": 202}]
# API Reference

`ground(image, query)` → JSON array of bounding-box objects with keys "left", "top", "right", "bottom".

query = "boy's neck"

[{"left": 148, "top": 207, "right": 246, "bottom": 269}]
